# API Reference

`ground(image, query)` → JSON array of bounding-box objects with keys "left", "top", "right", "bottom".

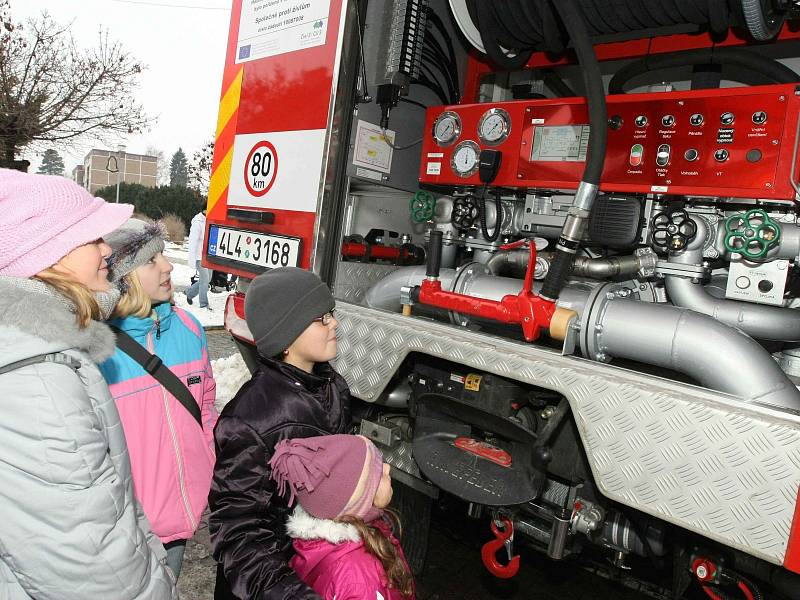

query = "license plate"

[{"left": 207, "top": 226, "right": 301, "bottom": 270}]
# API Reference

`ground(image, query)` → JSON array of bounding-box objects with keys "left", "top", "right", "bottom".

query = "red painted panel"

[
  {"left": 419, "top": 85, "right": 800, "bottom": 200},
  {"left": 785, "top": 486, "right": 800, "bottom": 574},
  {"left": 236, "top": 0, "right": 344, "bottom": 134}
]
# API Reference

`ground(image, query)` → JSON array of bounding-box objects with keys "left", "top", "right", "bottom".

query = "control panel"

[{"left": 418, "top": 84, "right": 800, "bottom": 200}]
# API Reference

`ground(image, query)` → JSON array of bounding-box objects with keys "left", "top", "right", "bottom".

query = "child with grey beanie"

[
  {"left": 209, "top": 267, "right": 353, "bottom": 600},
  {"left": 99, "top": 218, "right": 218, "bottom": 581}
]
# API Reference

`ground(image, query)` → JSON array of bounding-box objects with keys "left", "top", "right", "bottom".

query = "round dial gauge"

[
  {"left": 432, "top": 111, "right": 461, "bottom": 147},
  {"left": 451, "top": 140, "right": 481, "bottom": 178},
  {"left": 478, "top": 108, "right": 511, "bottom": 145}
]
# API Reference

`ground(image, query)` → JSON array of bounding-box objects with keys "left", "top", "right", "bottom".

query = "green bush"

[{"left": 95, "top": 183, "right": 205, "bottom": 226}]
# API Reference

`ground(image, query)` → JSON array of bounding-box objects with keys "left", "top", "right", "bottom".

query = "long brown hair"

[
  {"left": 337, "top": 510, "right": 414, "bottom": 598},
  {"left": 34, "top": 268, "right": 101, "bottom": 328}
]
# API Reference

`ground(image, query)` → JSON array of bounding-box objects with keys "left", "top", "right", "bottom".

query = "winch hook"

[{"left": 481, "top": 516, "right": 521, "bottom": 579}]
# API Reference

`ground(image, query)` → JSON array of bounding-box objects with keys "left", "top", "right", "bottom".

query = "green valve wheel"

[
  {"left": 410, "top": 191, "right": 436, "bottom": 223},
  {"left": 724, "top": 209, "right": 781, "bottom": 260}
]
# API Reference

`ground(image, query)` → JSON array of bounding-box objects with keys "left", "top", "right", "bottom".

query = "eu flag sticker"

[
  {"left": 207, "top": 225, "right": 219, "bottom": 256},
  {"left": 238, "top": 45, "right": 251, "bottom": 60}
]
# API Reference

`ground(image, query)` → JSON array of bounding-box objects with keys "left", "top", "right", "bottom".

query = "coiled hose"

[{"left": 609, "top": 46, "right": 800, "bottom": 93}]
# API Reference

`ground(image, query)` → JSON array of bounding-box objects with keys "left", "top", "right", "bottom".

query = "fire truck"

[{"left": 205, "top": 0, "right": 800, "bottom": 597}]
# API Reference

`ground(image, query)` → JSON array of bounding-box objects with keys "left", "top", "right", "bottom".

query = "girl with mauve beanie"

[
  {"left": 209, "top": 267, "right": 352, "bottom": 600},
  {"left": 0, "top": 169, "right": 177, "bottom": 599},
  {"left": 270, "top": 434, "right": 415, "bottom": 600}
]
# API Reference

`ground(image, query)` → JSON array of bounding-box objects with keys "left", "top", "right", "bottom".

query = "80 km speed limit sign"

[{"left": 244, "top": 140, "right": 278, "bottom": 197}]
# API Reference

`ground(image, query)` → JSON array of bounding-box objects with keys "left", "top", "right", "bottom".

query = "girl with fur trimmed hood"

[
  {"left": 0, "top": 169, "right": 177, "bottom": 599},
  {"left": 98, "top": 218, "right": 218, "bottom": 579},
  {"left": 270, "top": 434, "right": 415, "bottom": 600}
]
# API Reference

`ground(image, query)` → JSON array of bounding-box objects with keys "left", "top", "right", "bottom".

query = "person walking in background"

[
  {"left": 0, "top": 169, "right": 177, "bottom": 599},
  {"left": 271, "top": 435, "right": 415, "bottom": 600},
  {"left": 99, "top": 218, "right": 219, "bottom": 580},
  {"left": 186, "top": 208, "right": 211, "bottom": 309},
  {"left": 209, "top": 267, "right": 351, "bottom": 600}
]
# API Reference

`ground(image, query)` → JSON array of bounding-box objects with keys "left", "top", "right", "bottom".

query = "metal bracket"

[{"left": 654, "top": 260, "right": 707, "bottom": 279}]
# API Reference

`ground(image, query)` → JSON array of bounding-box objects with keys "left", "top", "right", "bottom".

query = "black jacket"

[{"left": 209, "top": 357, "right": 352, "bottom": 600}]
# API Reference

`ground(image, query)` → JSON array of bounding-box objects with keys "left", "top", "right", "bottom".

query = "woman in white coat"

[{"left": 0, "top": 169, "right": 178, "bottom": 599}]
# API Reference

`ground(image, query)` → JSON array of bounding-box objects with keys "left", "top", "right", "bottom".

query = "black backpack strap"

[{"left": 109, "top": 326, "right": 203, "bottom": 428}]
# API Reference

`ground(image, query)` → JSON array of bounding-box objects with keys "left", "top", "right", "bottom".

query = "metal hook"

[{"left": 480, "top": 517, "right": 521, "bottom": 579}]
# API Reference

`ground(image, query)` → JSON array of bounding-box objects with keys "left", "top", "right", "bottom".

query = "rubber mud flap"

[{"left": 411, "top": 397, "right": 544, "bottom": 506}]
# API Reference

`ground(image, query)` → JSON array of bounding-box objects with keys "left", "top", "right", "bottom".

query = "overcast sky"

[{"left": 10, "top": 0, "right": 231, "bottom": 175}]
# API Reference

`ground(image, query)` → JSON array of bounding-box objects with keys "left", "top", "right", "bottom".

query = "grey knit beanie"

[
  {"left": 105, "top": 218, "right": 167, "bottom": 283},
  {"left": 245, "top": 267, "right": 335, "bottom": 358}
]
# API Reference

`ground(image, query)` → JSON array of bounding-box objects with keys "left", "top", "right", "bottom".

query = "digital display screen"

[{"left": 530, "top": 125, "right": 590, "bottom": 162}]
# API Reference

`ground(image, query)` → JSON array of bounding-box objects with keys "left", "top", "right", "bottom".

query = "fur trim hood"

[
  {"left": 286, "top": 505, "right": 361, "bottom": 544},
  {"left": 0, "top": 276, "right": 116, "bottom": 366}
]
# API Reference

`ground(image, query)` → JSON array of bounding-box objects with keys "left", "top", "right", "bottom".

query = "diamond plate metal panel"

[
  {"left": 333, "top": 261, "right": 400, "bottom": 304},
  {"left": 331, "top": 303, "right": 800, "bottom": 566}
]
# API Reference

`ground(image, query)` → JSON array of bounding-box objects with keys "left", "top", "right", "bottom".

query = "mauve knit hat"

[
  {"left": 244, "top": 267, "right": 335, "bottom": 358},
  {"left": 269, "top": 435, "right": 385, "bottom": 522},
  {"left": 105, "top": 219, "right": 168, "bottom": 284},
  {"left": 0, "top": 168, "right": 133, "bottom": 278}
]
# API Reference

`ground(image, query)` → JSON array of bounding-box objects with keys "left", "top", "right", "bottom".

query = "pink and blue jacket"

[
  {"left": 287, "top": 506, "right": 415, "bottom": 600},
  {"left": 99, "top": 302, "right": 218, "bottom": 543}
]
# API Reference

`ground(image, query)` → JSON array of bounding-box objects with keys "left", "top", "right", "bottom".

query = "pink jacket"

[
  {"left": 287, "top": 506, "right": 415, "bottom": 600},
  {"left": 99, "top": 304, "right": 218, "bottom": 543}
]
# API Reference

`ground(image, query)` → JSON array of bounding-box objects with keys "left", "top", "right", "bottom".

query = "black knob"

[
  {"left": 721, "top": 112, "right": 735, "bottom": 125},
  {"left": 746, "top": 149, "right": 762, "bottom": 163},
  {"left": 758, "top": 280, "right": 774, "bottom": 293},
  {"left": 661, "top": 114, "right": 675, "bottom": 127},
  {"left": 714, "top": 149, "right": 729, "bottom": 162},
  {"left": 752, "top": 111, "right": 767, "bottom": 125},
  {"left": 684, "top": 148, "right": 699, "bottom": 162},
  {"left": 608, "top": 115, "right": 623, "bottom": 130},
  {"left": 690, "top": 113, "right": 704, "bottom": 127},
  {"left": 635, "top": 115, "right": 648, "bottom": 128}
]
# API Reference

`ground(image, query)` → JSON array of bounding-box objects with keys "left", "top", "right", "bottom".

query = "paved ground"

[{"left": 189, "top": 332, "right": 657, "bottom": 600}]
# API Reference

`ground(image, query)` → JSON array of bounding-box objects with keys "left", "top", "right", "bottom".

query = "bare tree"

[
  {"left": 0, "top": 4, "right": 150, "bottom": 167},
  {"left": 189, "top": 138, "right": 214, "bottom": 195},
  {"left": 145, "top": 145, "right": 169, "bottom": 185}
]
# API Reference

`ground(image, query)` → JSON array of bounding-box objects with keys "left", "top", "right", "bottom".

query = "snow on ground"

[
  {"left": 210, "top": 353, "right": 251, "bottom": 412},
  {"left": 167, "top": 248, "right": 226, "bottom": 328}
]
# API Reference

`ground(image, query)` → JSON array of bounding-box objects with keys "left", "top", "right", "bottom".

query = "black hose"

[
  {"left": 609, "top": 47, "right": 800, "bottom": 94},
  {"left": 540, "top": 0, "right": 607, "bottom": 301},
  {"left": 474, "top": 1, "right": 533, "bottom": 70},
  {"left": 479, "top": 186, "right": 501, "bottom": 242},
  {"left": 426, "top": 230, "right": 443, "bottom": 278},
  {"left": 553, "top": 0, "right": 607, "bottom": 185}
]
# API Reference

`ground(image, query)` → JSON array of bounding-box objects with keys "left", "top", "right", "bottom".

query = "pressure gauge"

[
  {"left": 451, "top": 140, "right": 481, "bottom": 178},
  {"left": 432, "top": 111, "right": 461, "bottom": 147},
  {"left": 477, "top": 108, "right": 511, "bottom": 145}
]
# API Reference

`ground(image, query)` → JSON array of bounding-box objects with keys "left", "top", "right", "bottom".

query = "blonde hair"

[
  {"left": 336, "top": 510, "right": 414, "bottom": 598},
  {"left": 112, "top": 271, "right": 152, "bottom": 319},
  {"left": 33, "top": 268, "right": 101, "bottom": 328}
]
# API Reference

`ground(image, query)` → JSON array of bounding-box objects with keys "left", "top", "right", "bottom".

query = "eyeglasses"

[{"left": 312, "top": 310, "right": 336, "bottom": 326}]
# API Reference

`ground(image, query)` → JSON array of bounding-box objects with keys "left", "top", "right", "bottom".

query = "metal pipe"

[
  {"left": 665, "top": 276, "right": 800, "bottom": 342},
  {"left": 572, "top": 255, "right": 639, "bottom": 278},
  {"left": 666, "top": 218, "right": 800, "bottom": 342},
  {"left": 589, "top": 297, "right": 800, "bottom": 411},
  {"left": 364, "top": 266, "right": 457, "bottom": 313}
]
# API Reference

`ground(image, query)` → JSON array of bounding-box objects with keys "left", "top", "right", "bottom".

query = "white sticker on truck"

[
  {"left": 236, "top": 0, "right": 330, "bottom": 64},
  {"left": 228, "top": 130, "right": 325, "bottom": 212}
]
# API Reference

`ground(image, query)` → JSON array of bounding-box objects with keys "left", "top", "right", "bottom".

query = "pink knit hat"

[
  {"left": 0, "top": 168, "right": 133, "bottom": 277},
  {"left": 270, "top": 435, "right": 385, "bottom": 522}
]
